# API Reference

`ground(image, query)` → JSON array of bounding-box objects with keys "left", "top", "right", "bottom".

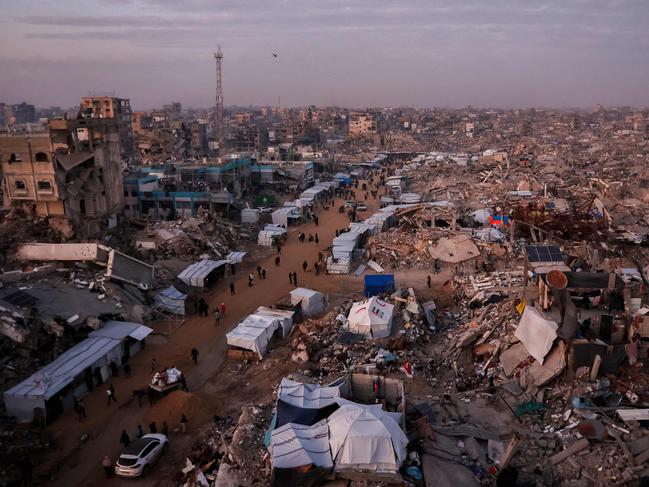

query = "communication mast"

[{"left": 214, "top": 46, "right": 224, "bottom": 139}]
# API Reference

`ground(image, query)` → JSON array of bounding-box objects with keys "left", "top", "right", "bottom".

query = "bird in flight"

[{"left": 272, "top": 52, "right": 278, "bottom": 58}]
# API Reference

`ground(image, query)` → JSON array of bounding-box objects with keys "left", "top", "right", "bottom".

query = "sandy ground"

[{"left": 35, "top": 182, "right": 440, "bottom": 486}]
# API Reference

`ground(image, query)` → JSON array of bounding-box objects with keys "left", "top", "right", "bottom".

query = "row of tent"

[
  {"left": 269, "top": 378, "right": 408, "bottom": 485},
  {"left": 225, "top": 288, "right": 326, "bottom": 359},
  {"left": 327, "top": 204, "right": 425, "bottom": 274}
]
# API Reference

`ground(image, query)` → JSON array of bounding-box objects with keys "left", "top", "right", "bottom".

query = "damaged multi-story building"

[
  {"left": 0, "top": 115, "right": 125, "bottom": 237},
  {"left": 81, "top": 96, "right": 134, "bottom": 160}
]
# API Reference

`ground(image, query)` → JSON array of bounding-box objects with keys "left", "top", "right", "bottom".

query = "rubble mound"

[{"left": 144, "top": 390, "right": 218, "bottom": 429}]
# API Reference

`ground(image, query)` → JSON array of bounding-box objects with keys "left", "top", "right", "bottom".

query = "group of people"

[{"left": 297, "top": 232, "right": 319, "bottom": 244}]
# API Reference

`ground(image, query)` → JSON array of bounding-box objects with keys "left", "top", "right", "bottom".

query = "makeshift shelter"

[
  {"left": 272, "top": 207, "right": 301, "bottom": 227},
  {"left": 327, "top": 402, "right": 408, "bottom": 473},
  {"left": 177, "top": 259, "right": 227, "bottom": 289},
  {"left": 5, "top": 321, "right": 152, "bottom": 422},
  {"left": 347, "top": 297, "right": 394, "bottom": 339},
  {"left": 226, "top": 307, "right": 294, "bottom": 359},
  {"left": 154, "top": 285, "right": 187, "bottom": 315},
  {"left": 289, "top": 288, "right": 326, "bottom": 317},
  {"left": 270, "top": 420, "right": 333, "bottom": 486},
  {"left": 363, "top": 274, "right": 396, "bottom": 297},
  {"left": 278, "top": 378, "right": 341, "bottom": 409},
  {"left": 258, "top": 224, "right": 287, "bottom": 247}
]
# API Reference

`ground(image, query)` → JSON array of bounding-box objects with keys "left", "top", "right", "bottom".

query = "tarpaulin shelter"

[
  {"left": 327, "top": 402, "right": 407, "bottom": 473},
  {"left": 363, "top": 274, "right": 396, "bottom": 297},
  {"left": 5, "top": 321, "right": 152, "bottom": 422},
  {"left": 177, "top": 259, "right": 227, "bottom": 289},
  {"left": 278, "top": 378, "right": 341, "bottom": 409},
  {"left": 226, "top": 307, "right": 294, "bottom": 359},
  {"left": 258, "top": 224, "right": 287, "bottom": 247},
  {"left": 270, "top": 420, "right": 333, "bottom": 486},
  {"left": 347, "top": 297, "right": 394, "bottom": 339},
  {"left": 154, "top": 285, "right": 187, "bottom": 315},
  {"left": 289, "top": 288, "right": 326, "bottom": 317},
  {"left": 276, "top": 399, "right": 339, "bottom": 428}
]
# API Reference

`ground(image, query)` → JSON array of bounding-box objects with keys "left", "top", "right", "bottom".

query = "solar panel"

[
  {"left": 525, "top": 245, "right": 563, "bottom": 263},
  {"left": 2, "top": 290, "right": 38, "bottom": 308}
]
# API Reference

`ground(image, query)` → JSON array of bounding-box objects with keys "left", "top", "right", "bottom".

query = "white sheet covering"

[{"left": 270, "top": 420, "right": 333, "bottom": 469}]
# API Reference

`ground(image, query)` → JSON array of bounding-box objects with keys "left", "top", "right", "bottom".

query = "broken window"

[
  {"left": 37, "top": 180, "right": 52, "bottom": 191},
  {"left": 35, "top": 152, "right": 49, "bottom": 162},
  {"left": 14, "top": 180, "right": 27, "bottom": 191},
  {"left": 9, "top": 153, "right": 22, "bottom": 163}
]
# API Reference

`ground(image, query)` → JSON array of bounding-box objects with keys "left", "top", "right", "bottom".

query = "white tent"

[
  {"left": 289, "top": 288, "right": 326, "bottom": 317},
  {"left": 277, "top": 378, "right": 341, "bottom": 409},
  {"left": 327, "top": 402, "right": 408, "bottom": 473},
  {"left": 347, "top": 297, "right": 394, "bottom": 339},
  {"left": 226, "top": 307, "right": 294, "bottom": 359},
  {"left": 272, "top": 207, "right": 300, "bottom": 227},
  {"left": 258, "top": 224, "right": 287, "bottom": 247},
  {"left": 270, "top": 419, "right": 333, "bottom": 470}
]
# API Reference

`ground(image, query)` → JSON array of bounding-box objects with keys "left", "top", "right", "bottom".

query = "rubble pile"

[
  {"left": 177, "top": 406, "right": 272, "bottom": 487},
  {"left": 142, "top": 214, "right": 244, "bottom": 260}
]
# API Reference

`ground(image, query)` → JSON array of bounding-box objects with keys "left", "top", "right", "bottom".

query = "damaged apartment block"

[{"left": 1, "top": 115, "right": 125, "bottom": 238}]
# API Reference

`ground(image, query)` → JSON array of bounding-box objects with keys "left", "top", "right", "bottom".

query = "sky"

[{"left": 0, "top": 0, "right": 648, "bottom": 110}]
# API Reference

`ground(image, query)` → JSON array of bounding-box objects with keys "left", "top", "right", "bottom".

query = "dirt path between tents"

[{"left": 36, "top": 182, "right": 423, "bottom": 486}]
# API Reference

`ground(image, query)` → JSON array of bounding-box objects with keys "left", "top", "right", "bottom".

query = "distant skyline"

[{"left": 1, "top": 0, "right": 648, "bottom": 110}]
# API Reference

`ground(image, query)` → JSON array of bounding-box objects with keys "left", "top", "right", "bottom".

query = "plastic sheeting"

[
  {"left": 277, "top": 378, "right": 341, "bottom": 409},
  {"left": 155, "top": 285, "right": 187, "bottom": 315},
  {"left": 270, "top": 419, "right": 333, "bottom": 469},
  {"left": 177, "top": 259, "right": 227, "bottom": 288},
  {"left": 515, "top": 306, "right": 558, "bottom": 365}
]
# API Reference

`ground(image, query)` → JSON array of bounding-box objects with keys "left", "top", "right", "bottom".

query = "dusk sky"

[{"left": 1, "top": 0, "right": 648, "bottom": 110}]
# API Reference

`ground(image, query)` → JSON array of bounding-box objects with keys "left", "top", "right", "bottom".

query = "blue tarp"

[{"left": 364, "top": 274, "right": 396, "bottom": 297}]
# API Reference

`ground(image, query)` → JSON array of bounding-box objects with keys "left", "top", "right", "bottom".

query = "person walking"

[
  {"left": 136, "top": 424, "right": 144, "bottom": 439},
  {"left": 230, "top": 281, "right": 235, "bottom": 295},
  {"left": 248, "top": 273, "right": 254, "bottom": 287},
  {"left": 149, "top": 422, "right": 158, "bottom": 434},
  {"left": 315, "top": 233, "right": 319, "bottom": 244},
  {"left": 120, "top": 430, "right": 130, "bottom": 448},
  {"left": 106, "top": 384, "right": 117, "bottom": 406},
  {"left": 162, "top": 421, "right": 169, "bottom": 436},
  {"left": 213, "top": 308, "right": 221, "bottom": 327},
  {"left": 256, "top": 265, "right": 262, "bottom": 278},
  {"left": 302, "top": 260, "right": 308, "bottom": 272},
  {"left": 199, "top": 298, "right": 209, "bottom": 317},
  {"left": 190, "top": 348, "right": 199, "bottom": 364},
  {"left": 427, "top": 275, "right": 432, "bottom": 288},
  {"left": 74, "top": 398, "right": 86, "bottom": 421},
  {"left": 318, "top": 252, "right": 323, "bottom": 262},
  {"left": 293, "top": 272, "right": 298, "bottom": 286},
  {"left": 275, "top": 255, "right": 280, "bottom": 266},
  {"left": 261, "top": 268, "right": 267, "bottom": 280},
  {"left": 102, "top": 455, "right": 113, "bottom": 479},
  {"left": 289, "top": 272, "right": 293, "bottom": 284},
  {"left": 314, "top": 262, "right": 320, "bottom": 275},
  {"left": 220, "top": 302, "right": 226, "bottom": 316},
  {"left": 180, "top": 414, "right": 188, "bottom": 433},
  {"left": 434, "top": 259, "right": 441, "bottom": 274},
  {"left": 181, "top": 374, "right": 188, "bottom": 392},
  {"left": 19, "top": 456, "right": 32, "bottom": 487}
]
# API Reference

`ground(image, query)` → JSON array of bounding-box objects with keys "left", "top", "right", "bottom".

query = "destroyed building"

[
  {"left": 1, "top": 116, "right": 125, "bottom": 236},
  {"left": 81, "top": 96, "right": 134, "bottom": 160}
]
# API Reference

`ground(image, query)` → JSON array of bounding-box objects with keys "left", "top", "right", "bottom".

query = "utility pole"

[{"left": 214, "top": 46, "right": 224, "bottom": 141}]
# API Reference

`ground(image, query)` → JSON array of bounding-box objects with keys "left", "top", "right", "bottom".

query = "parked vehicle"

[{"left": 115, "top": 434, "right": 169, "bottom": 478}]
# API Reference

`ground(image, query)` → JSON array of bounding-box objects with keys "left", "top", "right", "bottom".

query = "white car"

[{"left": 115, "top": 434, "right": 169, "bottom": 477}]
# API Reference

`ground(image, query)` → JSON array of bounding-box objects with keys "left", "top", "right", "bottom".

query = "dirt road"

[{"left": 38, "top": 186, "right": 402, "bottom": 486}]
